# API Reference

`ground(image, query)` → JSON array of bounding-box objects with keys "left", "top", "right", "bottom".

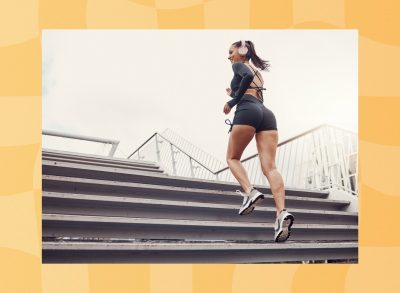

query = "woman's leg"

[
  {"left": 255, "top": 130, "right": 285, "bottom": 216},
  {"left": 226, "top": 125, "right": 256, "bottom": 194}
]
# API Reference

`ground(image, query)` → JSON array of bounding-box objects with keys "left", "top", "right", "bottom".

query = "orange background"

[{"left": 1, "top": 0, "right": 400, "bottom": 292}]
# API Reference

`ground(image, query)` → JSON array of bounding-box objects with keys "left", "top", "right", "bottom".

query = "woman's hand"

[
  {"left": 226, "top": 87, "right": 232, "bottom": 96},
  {"left": 223, "top": 103, "right": 231, "bottom": 114}
]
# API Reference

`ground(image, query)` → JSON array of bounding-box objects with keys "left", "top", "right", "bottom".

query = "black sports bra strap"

[{"left": 245, "top": 64, "right": 265, "bottom": 102}]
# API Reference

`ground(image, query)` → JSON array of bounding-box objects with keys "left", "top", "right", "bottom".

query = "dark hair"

[{"left": 232, "top": 40, "right": 270, "bottom": 71}]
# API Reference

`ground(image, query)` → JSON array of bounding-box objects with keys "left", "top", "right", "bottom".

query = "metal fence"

[
  {"left": 128, "top": 131, "right": 219, "bottom": 181},
  {"left": 216, "top": 124, "right": 358, "bottom": 196},
  {"left": 128, "top": 125, "right": 358, "bottom": 196},
  {"left": 161, "top": 128, "right": 226, "bottom": 172}
]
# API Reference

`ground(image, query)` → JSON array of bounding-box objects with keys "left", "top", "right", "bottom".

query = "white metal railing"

[
  {"left": 42, "top": 130, "right": 119, "bottom": 157},
  {"left": 216, "top": 124, "right": 358, "bottom": 196},
  {"left": 129, "top": 125, "right": 358, "bottom": 196},
  {"left": 161, "top": 128, "right": 226, "bottom": 172},
  {"left": 128, "top": 131, "right": 219, "bottom": 181}
]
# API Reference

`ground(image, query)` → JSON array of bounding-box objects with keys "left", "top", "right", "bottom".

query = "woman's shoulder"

[
  {"left": 232, "top": 62, "right": 255, "bottom": 75},
  {"left": 232, "top": 61, "right": 246, "bottom": 70}
]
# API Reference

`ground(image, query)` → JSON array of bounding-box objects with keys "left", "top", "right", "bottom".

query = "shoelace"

[
  {"left": 236, "top": 189, "right": 257, "bottom": 197},
  {"left": 235, "top": 190, "right": 249, "bottom": 204},
  {"left": 236, "top": 190, "right": 245, "bottom": 198},
  {"left": 235, "top": 190, "right": 243, "bottom": 196}
]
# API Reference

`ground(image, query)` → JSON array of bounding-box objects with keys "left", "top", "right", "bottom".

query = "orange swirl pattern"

[{"left": 1, "top": 0, "right": 399, "bottom": 292}]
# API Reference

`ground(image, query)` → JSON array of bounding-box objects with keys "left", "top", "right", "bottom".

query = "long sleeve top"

[{"left": 227, "top": 62, "right": 266, "bottom": 108}]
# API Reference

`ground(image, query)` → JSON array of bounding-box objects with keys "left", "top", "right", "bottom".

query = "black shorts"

[{"left": 231, "top": 94, "right": 277, "bottom": 133}]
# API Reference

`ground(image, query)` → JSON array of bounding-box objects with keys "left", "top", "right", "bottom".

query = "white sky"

[{"left": 42, "top": 29, "right": 357, "bottom": 163}]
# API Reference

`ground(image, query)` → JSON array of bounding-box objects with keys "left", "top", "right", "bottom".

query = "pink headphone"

[{"left": 238, "top": 40, "right": 248, "bottom": 56}]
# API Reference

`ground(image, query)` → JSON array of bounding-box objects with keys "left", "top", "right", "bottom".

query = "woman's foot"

[
  {"left": 237, "top": 188, "right": 265, "bottom": 216},
  {"left": 274, "top": 209, "right": 294, "bottom": 242},
  {"left": 238, "top": 193, "right": 253, "bottom": 215}
]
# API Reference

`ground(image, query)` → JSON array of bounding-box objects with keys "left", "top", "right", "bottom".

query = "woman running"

[{"left": 224, "top": 40, "right": 294, "bottom": 242}]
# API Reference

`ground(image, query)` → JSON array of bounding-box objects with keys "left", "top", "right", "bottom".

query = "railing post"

[
  {"left": 189, "top": 157, "right": 195, "bottom": 178},
  {"left": 137, "top": 149, "right": 144, "bottom": 160},
  {"left": 108, "top": 142, "right": 119, "bottom": 157},
  {"left": 170, "top": 143, "right": 177, "bottom": 175},
  {"left": 155, "top": 135, "right": 161, "bottom": 162}
]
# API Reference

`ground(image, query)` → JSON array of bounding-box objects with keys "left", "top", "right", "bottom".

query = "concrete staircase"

[{"left": 42, "top": 149, "right": 358, "bottom": 263}]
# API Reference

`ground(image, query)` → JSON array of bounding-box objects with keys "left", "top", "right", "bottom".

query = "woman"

[{"left": 224, "top": 40, "right": 294, "bottom": 242}]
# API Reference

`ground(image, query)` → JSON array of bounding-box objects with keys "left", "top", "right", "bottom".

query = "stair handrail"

[
  {"left": 42, "top": 129, "right": 119, "bottom": 157},
  {"left": 161, "top": 128, "right": 226, "bottom": 171},
  {"left": 128, "top": 132, "right": 216, "bottom": 175}
]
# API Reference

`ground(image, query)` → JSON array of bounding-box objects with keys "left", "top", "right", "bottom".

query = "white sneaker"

[
  {"left": 274, "top": 209, "right": 294, "bottom": 242},
  {"left": 237, "top": 188, "right": 265, "bottom": 216}
]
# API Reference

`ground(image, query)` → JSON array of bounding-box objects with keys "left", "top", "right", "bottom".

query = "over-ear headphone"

[{"left": 238, "top": 40, "right": 248, "bottom": 56}]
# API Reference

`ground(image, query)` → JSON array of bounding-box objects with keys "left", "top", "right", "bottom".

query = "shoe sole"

[
  {"left": 275, "top": 214, "right": 294, "bottom": 242},
  {"left": 238, "top": 193, "right": 264, "bottom": 216},
  {"left": 239, "top": 206, "right": 254, "bottom": 216}
]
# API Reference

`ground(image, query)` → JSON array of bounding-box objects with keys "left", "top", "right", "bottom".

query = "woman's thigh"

[
  {"left": 255, "top": 130, "right": 279, "bottom": 172},
  {"left": 226, "top": 125, "right": 255, "bottom": 160}
]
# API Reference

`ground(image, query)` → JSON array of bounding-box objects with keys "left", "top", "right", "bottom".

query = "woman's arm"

[{"left": 227, "top": 62, "right": 254, "bottom": 108}]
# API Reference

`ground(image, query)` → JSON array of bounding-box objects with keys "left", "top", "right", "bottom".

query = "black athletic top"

[{"left": 227, "top": 62, "right": 266, "bottom": 108}]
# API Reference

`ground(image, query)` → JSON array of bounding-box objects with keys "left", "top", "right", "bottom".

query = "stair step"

[
  {"left": 42, "top": 240, "right": 358, "bottom": 263},
  {"left": 41, "top": 150, "right": 358, "bottom": 263},
  {"left": 43, "top": 191, "right": 358, "bottom": 225},
  {"left": 42, "top": 213, "right": 358, "bottom": 241},
  {"left": 43, "top": 176, "right": 350, "bottom": 211},
  {"left": 42, "top": 159, "right": 329, "bottom": 199}
]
